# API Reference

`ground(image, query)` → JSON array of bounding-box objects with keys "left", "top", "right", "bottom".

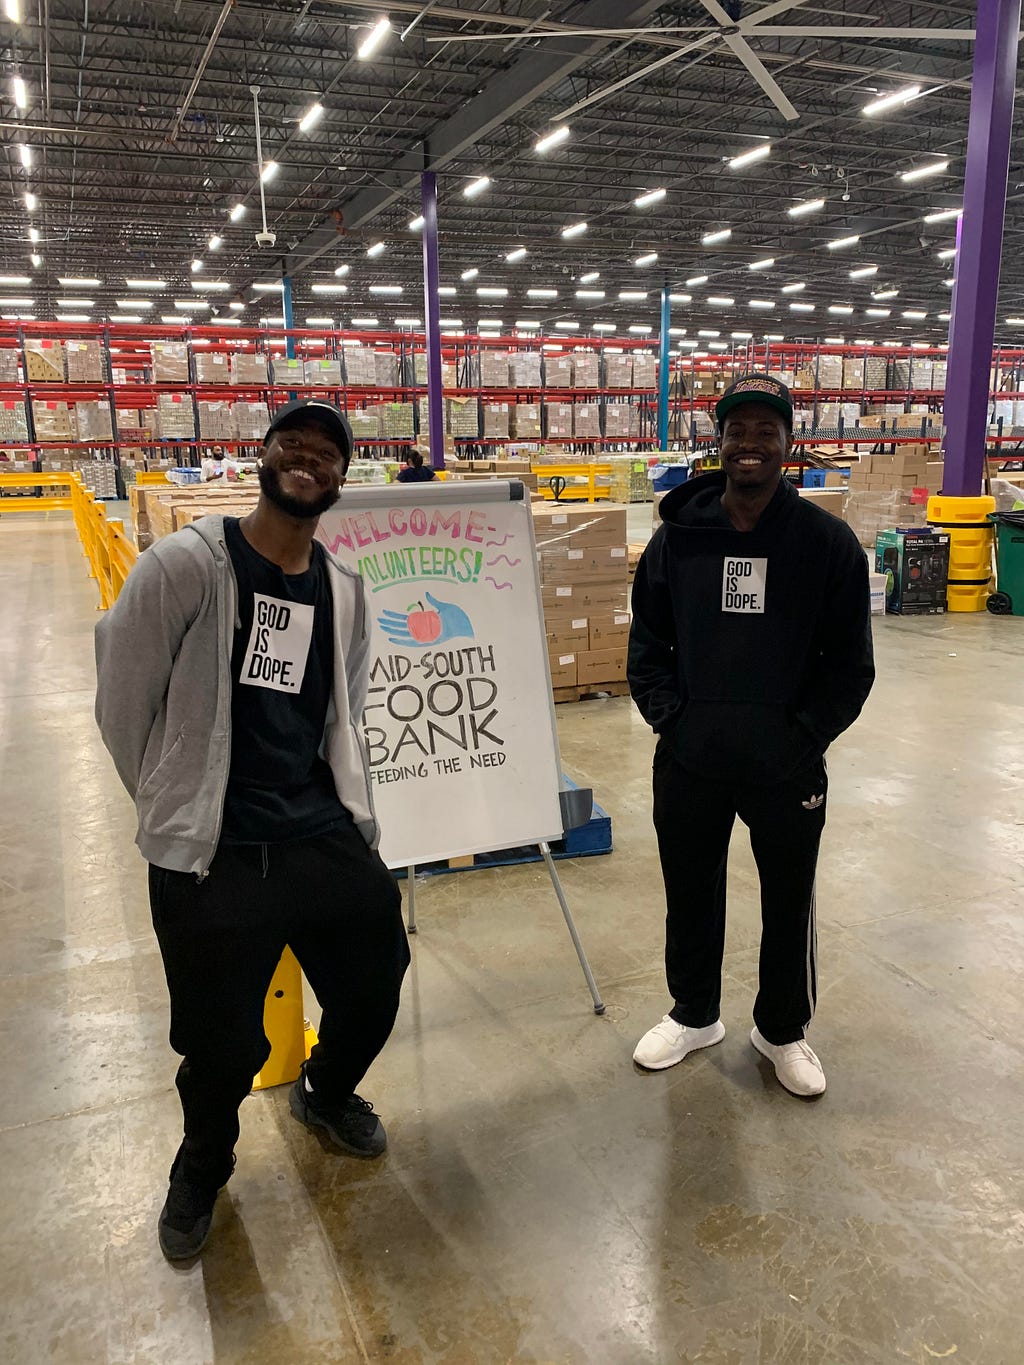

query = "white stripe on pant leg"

[{"left": 805, "top": 880, "right": 818, "bottom": 1029}]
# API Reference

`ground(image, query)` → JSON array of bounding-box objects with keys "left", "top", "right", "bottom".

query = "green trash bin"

[{"left": 987, "top": 512, "right": 1024, "bottom": 615}]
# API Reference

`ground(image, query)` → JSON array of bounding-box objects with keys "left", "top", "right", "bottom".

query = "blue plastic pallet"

[{"left": 395, "top": 777, "right": 612, "bottom": 879}]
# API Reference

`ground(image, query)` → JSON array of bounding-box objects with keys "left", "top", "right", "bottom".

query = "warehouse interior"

[{"left": 1, "top": 4, "right": 1023, "bottom": 1363}]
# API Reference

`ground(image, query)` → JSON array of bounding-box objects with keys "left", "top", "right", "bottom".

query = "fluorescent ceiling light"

[
  {"left": 191, "top": 259, "right": 203, "bottom": 272},
  {"left": 827, "top": 234, "right": 860, "bottom": 250},
  {"left": 900, "top": 159, "right": 950, "bottom": 183},
  {"left": 580, "top": 271, "right": 600, "bottom": 283},
  {"left": 863, "top": 85, "right": 921, "bottom": 117},
  {"left": 731, "top": 331, "right": 753, "bottom": 339},
  {"left": 116, "top": 299, "right": 152, "bottom": 309},
  {"left": 924, "top": 206, "right": 962, "bottom": 223},
  {"left": 618, "top": 291, "right": 647, "bottom": 301},
  {"left": 937, "top": 248, "right": 957, "bottom": 260},
  {"left": 161, "top": 315, "right": 186, "bottom": 323},
  {"left": 18, "top": 144, "right": 31, "bottom": 168},
  {"left": 28, "top": 227, "right": 38, "bottom": 242},
  {"left": 938, "top": 312, "right": 951, "bottom": 321},
  {"left": 177, "top": 300, "right": 210, "bottom": 309},
  {"left": 593, "top": 323, "right": 616, "bottom": 332},
  {"left": 58, "top": 276, "right": 101, "bottom": 286},
  {"left": 351, "top": 316, "right": 379, "bottom": 326},
  {"left": 476, "top": 286, "right": 508, "bottom": 297},
  {"left": 561, "top": 221, "right": 587, "bottom": 239},
  {"left": 790, "top": 302, "right": 815, "bottom": 312},
  {"left": 357, "top": 16, "right": 391, "bottom": 60},
  {"left": 576, "top": 289, "right": 605, "bottom": 299},
  {"left": 528, "top": 288, "right": 558, "bottom": 298},
  {"left": 298, "top": 101, "right": 324, "bottom": 133},
  {"left": 438, "top": 285, "right": 457, "bottom": 296},
  {"left": 366, "top": 242, "right": 386, "bottom": 257},
  {"left": 12, "top": 77, "right": 27, "bottom": 110},
  {"left": 708, "top": 296, "right": 735, "bottom": 306},
  {"left": 56, "top": 297, "right": 90, "bottom": 306},
  {"left": 505, "top": 247, "right": 527, "bottom": 263},
  {"left": 0, "top": 274, "right": 30, "bottom": 284},
  {"left": 555, "top": 321, "right": 579, "bottom": 329},
  {"left": 748, "top": 299, "right": 776, "bottom": 309},
  {"left": 23, "top": 191, "right": 36, "bottom": 210},
  {"left": 765, "top": 334, "right": 785, "bottom": 341},
  {"left": 728, "top": 143, "right": 771, "bottom": 170},
  {"left": 872, "top": 289, "right": 899, "bottom": 300},
  {"left": 220, "top": 317, "right": 243, "bottom": 326},
  {"left": 902, "top": 310, "right": 928, "bottom": 319},
  {"left": 788, "top": 198, "right": 825, "bottom": 218},
  {"left": 208, "top": 235, "right": 223, "bottom": 251},
  {"left": 515, "top": 319, "right": 540, "bottom": 329},
  {"left": 669, "top": 293, "right": 691, "bottom": 303},
  {"left": 229, "top": 203, "right": 246, "bottom": 222},
  {"left": 311, "top": 284, "right": 348, "bottom": 294},
  {"left": 439, "top": 318, "right": 462, "bottom": 327},
  {"left": 535, "top": 125, "right": 570, "bottom": 154},
  {"left": 697, "top": 330, "right": 720, "bottom": 338},
  {"left": 191, "top": 281, "right": 230, "bottom": 291},
  {"left": 824, "top": 337, "right": 845, "bottom": 345},
  {"left": 333, "top": 264, "right": 351, "bottom": 278},
  {"left": 126, "top": 279, "right": 166, "bottom": 289},
  {"left": 305, "top": 316, "right": 335, "bottom": 326},
  {"left": 686, "top": 275, "right": 708, "bottom": 287},
  {"left": 56, "top": 314, "right": 90, "bottom": 323},
  {"left": 634, "top": 252, "right": 658, "bottom": 266},
  {"left": 407, "top": 215, "right": 425, "bottom": 232},
  {"left": 708, "top": 342, "right": 728, "bottom": 351},
  {"left": 252, "top": 282, "right": 283, "bottom": 292},
  {"left": 943, "top": 277, "right": 955, "bottom": 287},
  {"left": 229, "top": 301, "right": 245, "bottom": 310},
  {"left": 460, "top": 267, "right": 479, "bottom": 281},
  {"left": 113, "top": 314, "right": 142, "bottom": 323},
  {"left": 29, "top": 255, "right": 41, "bottom": 267},
  {"left": 260, "top": 161, "right": 279, "bottom": 183},
  {"left": 749, "top": 257, "right": 774, "bottom": 271},
  {"left": 669, "top": 327, "right": 687, "bottom": 336},
  {"left": 463, "top": 175, "right": 490, "bottom": 199},
  {"left": 2, "top": 313, "right": 34, "bottom": 321},
  {"left": 5, "top": 2, "right": 22, "bottom": 23},
  {"left": 849, "top": 265, "right": 878, "bottom": 279},
  {"left": 828, "top": 305, "right": 854, "bottom": 315},
  {"left": 702, "top": 228, "right": 732, "bottom": 245},
  {"left": 629, "top": 325, "right": 652, "bottom": 334},
  {"left": 477, "top": 318, "right": 502, "bottom": 327},
  {"left": 634, "top": 187, "right": 666, "bottom": 208},
  {"left": 1, "top": 296, "right": 34, "bottom": 306},
  {"left": 370, "top": 284, "right": 403, "bottom": 295}
]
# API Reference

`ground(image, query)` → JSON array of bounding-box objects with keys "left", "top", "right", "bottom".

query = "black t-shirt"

[
  {"left": 220, "top": 517, "right": 348, "bottom": 843},
  {"left": 396, "top": 464, "right": 437, "bottom": 482}
]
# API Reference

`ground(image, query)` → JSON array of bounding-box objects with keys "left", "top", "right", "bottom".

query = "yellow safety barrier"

[
  {"left": 0, "top": 469, "right": 75, "bottom": 511},
  {"left": 927, "top": 493, "right": 996, "bottom": 613},
  {"left": 532, "top": 462, "right": 612, "bottom": 503}
]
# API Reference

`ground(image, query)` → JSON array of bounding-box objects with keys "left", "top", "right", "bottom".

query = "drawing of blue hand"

[{"left": 377, "top": 591, "right": 475, "bottom": 647}]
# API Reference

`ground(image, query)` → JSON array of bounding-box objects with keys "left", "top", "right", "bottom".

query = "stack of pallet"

[
  {"left": 533, "top": 504, "right": 631, "bottom": 700},
  {"left": 131, "top": 484, "right": 259, "bottom": 549}
]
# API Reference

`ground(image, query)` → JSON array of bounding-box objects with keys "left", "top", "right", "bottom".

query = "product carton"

[
  {"left": 532, "top": 504, "right": 628, "bottom": 549},
  {"left": 874, "top": 528, "right": 950, "bottom": 614},
  {"left": 546, "top": 619, "right": 590, "bottom": 652},
  {"left": 547, "top": 653, "right": 578, "bottom": 688},
  {"left": 576, "top": 647, "right": 628, "bottom": 687},
  {"left": 589, "top": 612, "right": 631, "bottom": 650}
]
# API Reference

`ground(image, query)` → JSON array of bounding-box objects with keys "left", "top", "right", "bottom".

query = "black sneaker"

[
  {"left": 157, "top": 1153, "right": 232, "bottom": 1261},
  {"left": 289, "top": 1070, "right": 387, "bottom": 1157}
]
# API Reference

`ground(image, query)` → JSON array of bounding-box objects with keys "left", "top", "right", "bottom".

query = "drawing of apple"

[{"left": 406, "top": 600, "right": 442, "bottom": 644}]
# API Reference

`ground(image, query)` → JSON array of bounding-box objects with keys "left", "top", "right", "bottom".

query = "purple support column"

[
  {"left": 421, "top": 172, "right": 445, "bottom": 470},
  {"left": 942, "top": 0, "right": 1021, "bottom": 497}
]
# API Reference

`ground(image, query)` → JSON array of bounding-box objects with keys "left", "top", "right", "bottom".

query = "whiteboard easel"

[{"left": 317, "top": 480, "right": 604, "bottom": 1014}]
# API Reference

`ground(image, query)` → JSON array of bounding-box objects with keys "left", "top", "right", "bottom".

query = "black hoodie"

[{"left": 628, "top": 472, "right": 874, "bottom": 785}]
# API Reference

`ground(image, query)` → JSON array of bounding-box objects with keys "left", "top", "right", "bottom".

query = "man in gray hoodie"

[{"left": 96, "top": 398, "right": 409, "bottom": 1260}]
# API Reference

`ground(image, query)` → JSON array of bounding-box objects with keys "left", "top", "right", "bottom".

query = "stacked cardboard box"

[
  {"left": 33, "top": 400, "right": 76, "bottom": 442},
  {"left": 848, "top": 450, "right": 930, "bottom": 494},
  {"left": 413, "top": 352, "right": 428, "bottom": 385},
  {"left": 65, "top": 340, "right": 105, "bottom": 383},
  {"left": 303, "top": 357, "right": 343, "bottom": 387},
  {"left": 605, "top": 403, "right": 639, "bottom": 439},
  {"left": 231, "top": 351, "right": 270, "bottom": 386},
  {"left": 816, "top": 354, "right": 843, "bottom": 388},
  {"left": 233, "top": 401, "right": 270, "bottom": 441},
  {"left": 157, "top": 393, "right": 195, "bottom": 439},
  {"left": 0, "top": 347, "right": 20, "bottom": 383},
  {"left": 198, "top": 401, "right": 235, "bottom": 440},
  {"left": 74, "top": 401, "right": 114, "bottom": 443},
  {"left": 152, "top": 342, "right": 189, "bottom": 383},
  {"left": 842, "top": 357, "right": 865, "bottom": 390},
  {"left": 479, "top": 350, "right": 509, "bottom": 387},
  {"left": 512, "top": 403, "right": 541, "bottom": 438},
  {"left": 374, "top": 351, "right": 400, "bottom": 387},
  {"left": 349, "top": 407, "right": 381, "bottom": 442},
  {"left": 509, "top": 351, "right": 543, "bottom": 387},
  {"left": 544, "top": 355, "right": 573, "bottom": 389},
  {"left": 24, "top": 339, "right": 65, "bottom": 383},
  {"left": 572, "top": 354, "right": 600, "bottom": 389},
  {"left": 533, "top": 504, "right": 630, "bottom": 693},
  {"left": 273, "top": 357, "right": 304, "bottom": 387},
  {"left": 194, "top": 351, "right": 230, "bottom": 385},
  {"left": 343, "top": 347, "right": 378, "bottom": 385},
  {"left": 380, "top": 402, "right": 415, "bottom": 439},
  {"left": 482, "top": 401, "right": 510, "bottom": 439},
  {"left": 632, "top": 354, "right": 658, "bottom": 389},
  {"left": 605, "top": 354, "right": 633, "bottom": 389},
  {"left": 545, "top": 402, "right": 574, "bottom": 439},
  {"left": 574, "top": 404, "right": 601, "bottom": 438},
  {"left": 447, "top": 396, "right": 479, "bottom": 437},
  {"left": 76, "top": 459, "right": 118, "bottom": 499}
]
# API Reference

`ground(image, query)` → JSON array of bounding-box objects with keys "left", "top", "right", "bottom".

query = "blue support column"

[
  {"left": 658, "top": 286, "right": 671, "bottom": 450},
  {"left": 282, "top": 274, "right": 295, "bottom": 359},
  {"left": 941, "top": 0, "right": 1021, "bottom": 497},
  {"left": 421, "top": 173, "right": 445, "bottom": 469}
]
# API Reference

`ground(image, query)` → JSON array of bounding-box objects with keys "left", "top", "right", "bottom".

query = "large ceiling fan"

[{"left": 425, "top": 0, "right": 978, "bottom": 125}]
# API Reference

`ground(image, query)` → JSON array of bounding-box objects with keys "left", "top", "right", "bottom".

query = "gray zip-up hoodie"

[{"left": 95, "top": 515, "right": 379, "bottom": 875}]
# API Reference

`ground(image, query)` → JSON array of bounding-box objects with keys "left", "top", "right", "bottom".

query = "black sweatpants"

[
  {"left": 149, "top": 823, "right": 409, "bottom": 1185},
  {"left": 652, "top": 741, "right": 827, "bottom": 1046}
]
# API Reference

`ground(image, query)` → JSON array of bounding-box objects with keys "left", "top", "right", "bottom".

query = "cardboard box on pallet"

[
  {"left": 532, "top": 503, "right": 628, "bottom": 549},
  {"left": 152, "top": 342, "right": 189, "bottom": 384},
  {"left": 874, "top": 528, "right": 950, "bottom": 614},
  {"left": 539, "top": 546, "right": 628, "bottom": 584},
  {"left": 589, "top": 612, "right": 631, "bottom": 650},
  {"left": 512, "top": 403, "right": 541, "bottom": 439},
  {"left": 231, "top": 352, "right": 269, "bottom": 385},
  {"left": 194, "top": 351, "right": 230, "bottom": 385},
  {"left": 24, "top": 338, "right": 65, "bottom": 383},
  {"left": 547, "top": 653, "right": 578, "bottom": 689},
  {"left": 545, "top": 402, "right": 574, "bottom": 439},
  {"left": 546, "top": 618, "right": 590, "bottom": 653},
  {"left": 574, "top": 404, "right": 601, "bottom": 438},
  {"left": 541, "top": 582, "right": 629, "bottom": 613},
  {"left": 577, "top": 648, "right": 628, "bottom": 687},
  {"left": 572, "top": 354, "right": 600, "bottom": 389},
  {"left": 65, "top": 340, "right": 105, "bottom": 383}
]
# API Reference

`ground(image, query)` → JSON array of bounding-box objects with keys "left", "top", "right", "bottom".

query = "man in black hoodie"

[{"left": 628, "top": 374, "right": 874, "bottom": 1096}]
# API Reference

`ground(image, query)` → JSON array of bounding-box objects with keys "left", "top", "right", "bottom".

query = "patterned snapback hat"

[{"left": 714, "top": 372, "right": 793, "bottom": 429}]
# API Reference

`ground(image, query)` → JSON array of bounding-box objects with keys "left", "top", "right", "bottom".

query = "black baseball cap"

[
  {"left": 715, "top": 373, "right": 793, "bottom": 429},
  {"left": 265, "top": 398, "right": 354, "bottom": 464}
]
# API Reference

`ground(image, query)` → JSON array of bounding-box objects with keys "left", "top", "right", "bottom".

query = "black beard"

[{"left": 258, "top": 462, "right": 341, "bottom": 519}]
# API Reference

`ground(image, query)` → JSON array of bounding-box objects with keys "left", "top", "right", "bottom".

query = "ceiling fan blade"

[
  {"left": 751, "top": 26, "right": 975, "bottom": 39},
  {"left": 722, "top": 32, "right": 800, "bottom": 120}
]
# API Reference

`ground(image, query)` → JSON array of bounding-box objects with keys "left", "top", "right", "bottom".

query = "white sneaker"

[
  {"left": 750, "top": 1027, "right": 826, "bottom": 1097},
  {"left": 633, "top": 1016, "right": 725, "bottom": 1070}
]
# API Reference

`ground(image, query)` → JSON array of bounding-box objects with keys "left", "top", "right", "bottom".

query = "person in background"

[
  {"left": 628, "top": 374, "right": 874, "bottom": 1098},
  {"left": 396, "top": 447, "right": 437, "bottom": 483},
  {"left": 95, "top": 397, "right": 409, "bottom": 1260}
]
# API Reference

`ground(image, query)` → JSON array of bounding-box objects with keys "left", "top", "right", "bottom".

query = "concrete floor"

[{"left": 1, "top": 509, "right": 1023, "bottom": 1365}]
